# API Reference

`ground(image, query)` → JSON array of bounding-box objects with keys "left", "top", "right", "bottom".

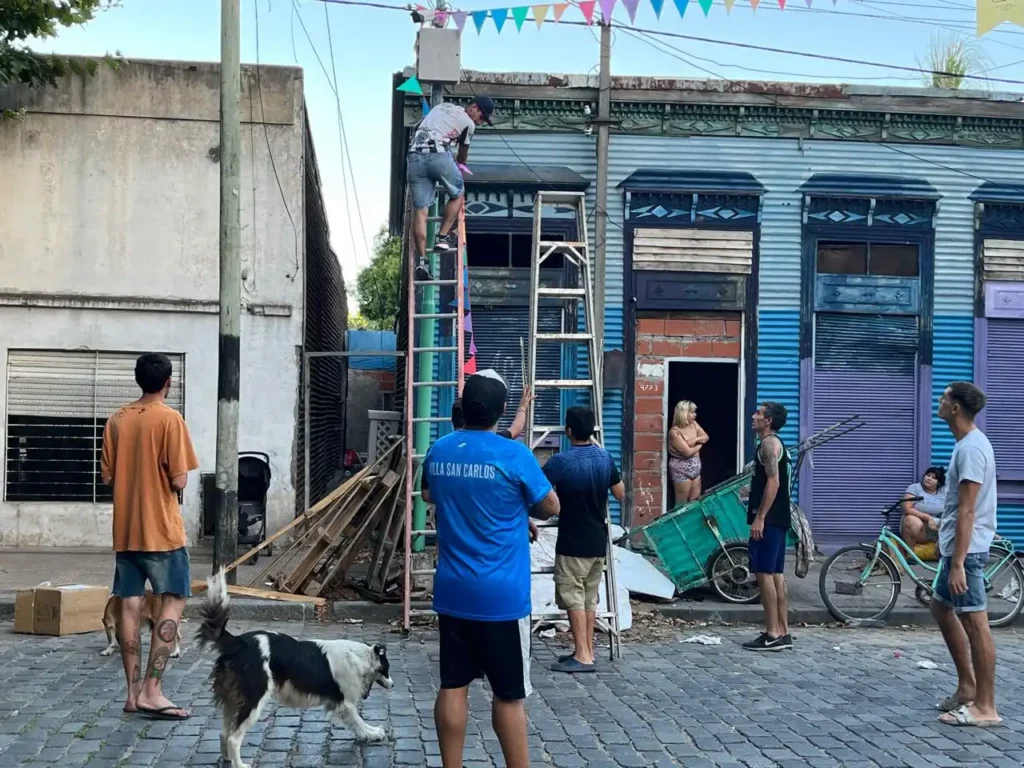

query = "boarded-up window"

[
  {"left": 632, "top": 228, "right": 753, "bottom": 274},
  {"left": 5, "top": 350, "right": 185, "bottom": 502},
  {"left": 982, "top": 239, "right": 1024, "bottom": 282}
]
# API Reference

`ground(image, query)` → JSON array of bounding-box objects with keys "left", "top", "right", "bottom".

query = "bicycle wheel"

[
  {"left": 819, "top": 544, "right": 901, "bottom": 623},
  {"left": 986, "top": 552, "right": 1024, "bottom": 628},
  {"left": 708, "top": 542, "right": 760, "bottom": 604}
]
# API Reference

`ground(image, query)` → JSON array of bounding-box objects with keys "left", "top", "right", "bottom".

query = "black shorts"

[{"left": 438, "top": 614, "right": 532, "bottom": 701}]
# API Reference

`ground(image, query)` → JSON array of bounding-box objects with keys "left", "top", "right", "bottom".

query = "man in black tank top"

[{"left": 743, "top": 402, "right": 793, "bottom": 652}]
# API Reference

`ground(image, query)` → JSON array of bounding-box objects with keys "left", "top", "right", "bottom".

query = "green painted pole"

[{"left": 412, "top": 203, "right": 439, "bottom": 553}]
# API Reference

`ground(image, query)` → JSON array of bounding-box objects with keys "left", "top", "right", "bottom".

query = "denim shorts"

[
  {"left": 407, "top": 151, "right": 464, "bottom": 210},
  {"left": 933, "top": 553, "right": 987, "bottom": 614},
  {"left": 113, "top": 548, "right": 192, "bottom": 598}
]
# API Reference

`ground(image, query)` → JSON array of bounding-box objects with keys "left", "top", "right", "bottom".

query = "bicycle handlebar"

[{"left": 881, "top": 495, "right": 924, "bottom": 516}]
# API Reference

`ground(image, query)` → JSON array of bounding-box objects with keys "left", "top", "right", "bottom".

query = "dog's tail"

[{"left": 196, "top": 569, "right": 237, "bottom": 652}]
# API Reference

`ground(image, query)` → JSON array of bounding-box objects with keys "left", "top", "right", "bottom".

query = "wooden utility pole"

[
  {"left": 594, "top": 21, "right": 611, "bottom": 349},
  {"left": 214, "top": 0, "right": 241, "bottom": 583}
]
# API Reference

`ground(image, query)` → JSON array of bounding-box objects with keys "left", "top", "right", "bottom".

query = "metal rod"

[
  {"left": 214, "top": 0, "right": 241, "bottom": 582},
  {"left": 593, "top": 20, "right": 611, "bottom": 349}
]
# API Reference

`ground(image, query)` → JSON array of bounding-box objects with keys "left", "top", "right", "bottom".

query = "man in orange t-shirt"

[{"left": 101, "top": 353, "right": 199, "bottom": 720}]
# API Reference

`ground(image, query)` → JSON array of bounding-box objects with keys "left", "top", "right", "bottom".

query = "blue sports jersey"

[{"left": 423, "top": 429, "right": 552, "bottom": 621}]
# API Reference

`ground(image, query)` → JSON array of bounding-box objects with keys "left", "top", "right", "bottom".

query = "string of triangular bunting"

[{"left": 413, "top": 0, "right": 840, "bottom": 33}]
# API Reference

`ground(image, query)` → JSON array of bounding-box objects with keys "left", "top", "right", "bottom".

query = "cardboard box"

[{"left": 13, "top": 585, "right": 108, "bottom": 636}]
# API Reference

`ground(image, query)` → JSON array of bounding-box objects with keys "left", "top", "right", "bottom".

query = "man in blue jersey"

[{"left": 421, "top": 369, "right": 560, "bottom": 768}]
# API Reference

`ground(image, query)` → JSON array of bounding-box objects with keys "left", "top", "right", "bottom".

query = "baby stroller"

[{"left": 238, "top": 452, "right": 272, "bottom": 557}]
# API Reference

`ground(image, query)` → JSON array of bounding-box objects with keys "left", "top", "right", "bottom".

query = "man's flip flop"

[
  {"left": 936, "top": 694, "right": 974, "bottom": 712},
  {"left": 137, "top": 706, "right": 191, "bottom": 721},
  {"left": 938, "top": 705, "right": 1002, "bottom": 728},
  {"left": 557, "top": 653, "right": 597, "bottom": 665},
  {"left": 550, "top": 657, "right": 596, "bottom": 674}
]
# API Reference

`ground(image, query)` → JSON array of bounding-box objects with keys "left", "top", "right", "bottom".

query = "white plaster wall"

[{"left": 0, "top": 60, "right": 306, "bottom": 548}]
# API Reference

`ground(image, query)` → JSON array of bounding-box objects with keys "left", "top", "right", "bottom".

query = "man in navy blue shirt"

[
  {"left": 421, "top": 370, "right": 559, "bottom": 768},
  {"left": 542, "top": 407, "right": 624, "bottom": 673}
]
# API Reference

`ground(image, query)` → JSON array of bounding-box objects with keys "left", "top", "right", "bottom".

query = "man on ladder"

[{"left": 406, "top": 95, "right": 495, "bottom": 278}]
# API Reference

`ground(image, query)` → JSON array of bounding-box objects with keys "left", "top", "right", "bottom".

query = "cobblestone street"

[{"left": 1, "top": 619, "right": 1023, "bottom": 767}]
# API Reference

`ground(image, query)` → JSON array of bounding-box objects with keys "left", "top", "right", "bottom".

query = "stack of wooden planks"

[{"left": 192, "top": 438, "right": 406, "bottom": 606}]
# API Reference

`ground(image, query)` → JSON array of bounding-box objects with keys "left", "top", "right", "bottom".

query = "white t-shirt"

[
  {"left": 939, "top": 428, "right": 998, "bottom": 557},
  {"left": 905, "top": 482, "right": 946, "bottom": 517},
  {"left": 409, "top": 103, "right": 476, "bottom": 154}
]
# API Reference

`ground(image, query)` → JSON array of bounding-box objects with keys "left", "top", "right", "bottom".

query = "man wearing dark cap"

[
  {"left": 407, "top": 96, "right": 495, "bottom": 278},
  {"left": 421, "top": 369, "right": 559, "bottom": 768},
  {"left": 451, "top": 382, "right": 533, "bottom": 440}
]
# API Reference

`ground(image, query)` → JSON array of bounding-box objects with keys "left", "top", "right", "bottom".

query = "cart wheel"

[
  {"left": 708, "top": 542, "right": 761, "bottom": 604},
  {"left": 914, "top": 584, "right": 931, "bottom": 608}
]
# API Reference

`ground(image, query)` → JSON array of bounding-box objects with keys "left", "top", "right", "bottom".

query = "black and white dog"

[{"left": 196, "top": 571, "right": 393, "bottom": 768}]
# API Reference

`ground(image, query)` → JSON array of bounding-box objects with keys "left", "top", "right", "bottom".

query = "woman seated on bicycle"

[{"left": 900, "top": 466, "right": 947, "bottom": 547}]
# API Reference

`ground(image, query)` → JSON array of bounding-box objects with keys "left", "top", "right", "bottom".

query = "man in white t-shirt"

[
  {"left": 933, "top": 381, "right": 1001, "bottom": 728},
  {"left": 406, "top": 97, "right": 495, "bottom": 279}
]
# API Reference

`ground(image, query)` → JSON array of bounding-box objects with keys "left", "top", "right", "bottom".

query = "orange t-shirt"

[{"left": 101, "top": 402, "right": 199, "bottom": 553}]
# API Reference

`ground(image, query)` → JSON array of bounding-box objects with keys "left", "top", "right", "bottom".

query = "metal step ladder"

[
  {"left": 526, "top": 190, "right": 622, "bottom": 660},
  {"left": 402, "top": 190, "right": 467, "bottom": 631}
]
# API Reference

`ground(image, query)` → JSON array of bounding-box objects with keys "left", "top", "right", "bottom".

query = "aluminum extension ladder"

[
  {"left": 526, "top": 190, "right": 622, "bottom": 661},
  {"left": 402, "top": 190, "right": 466, "bottom": 631}
]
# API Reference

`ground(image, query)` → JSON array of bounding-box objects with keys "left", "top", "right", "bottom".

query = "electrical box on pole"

[{"left": 416, "top": 28, "right": 462, "bottom": 84}]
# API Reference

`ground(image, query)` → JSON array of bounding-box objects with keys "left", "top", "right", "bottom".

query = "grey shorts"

[
  {"left": 113, "top": 548, "right": 192, "bottom": 598},
  {"left": 933, "top": 553, "right": 987, "bottom": 614},
  {"left": 407, "top": 151, "right": 464, "bottom": 209}
]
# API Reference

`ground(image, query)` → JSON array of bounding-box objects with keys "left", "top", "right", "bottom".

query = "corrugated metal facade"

[{"left": 466, "top": 130, "right": 1020, "bottom": 527}]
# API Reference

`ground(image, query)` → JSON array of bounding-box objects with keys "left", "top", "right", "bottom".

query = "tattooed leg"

[
  {"left": 119, "top": 596, "right": 145, "bottom": 713},
  {"left": 137, "top": 596, "right": 190, "bottom": 718}
]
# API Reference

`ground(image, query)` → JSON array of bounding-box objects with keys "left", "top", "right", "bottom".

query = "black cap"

[
  {"left": 461, "top": 369, "right": 508, "bottom": 428},
  {"left": 469, "top": 95, "right": 495, "bottom": 125}
]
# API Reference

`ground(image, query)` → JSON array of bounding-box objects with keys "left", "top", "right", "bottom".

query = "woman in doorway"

[
  {"left": 900, "top": 466, "right": 947, "bottom": 547},
  {"left": 668, "top": 400, "right": 709, "bottom": 506}
]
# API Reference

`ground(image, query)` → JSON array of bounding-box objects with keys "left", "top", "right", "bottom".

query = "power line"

[
  {"left": 253, "top": 0, "right": 301, "bottom": 280},
  {"left": 322, "top": 0, "right": 372, "bottom": 264}
]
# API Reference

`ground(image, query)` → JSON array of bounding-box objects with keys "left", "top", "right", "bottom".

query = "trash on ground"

[
  {"left": 681, "top": 634, "right": 722, "bottom": 645},
  {"left": 917, "top": 659, "right": 939, "bottom": 670}
]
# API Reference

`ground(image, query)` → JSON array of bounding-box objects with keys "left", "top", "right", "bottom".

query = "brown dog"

[{"left": 100, "top": 593, "right": 183, "bottom": 658}]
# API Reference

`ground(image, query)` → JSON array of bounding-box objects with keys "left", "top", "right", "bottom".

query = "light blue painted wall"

[{"left": 470, "top": 131, "right": 1011, "bottom": 522}]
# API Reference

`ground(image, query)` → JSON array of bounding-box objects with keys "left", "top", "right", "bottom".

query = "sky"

[{"left": 37, "top": 0, "right": 1024, "bottom": 297}]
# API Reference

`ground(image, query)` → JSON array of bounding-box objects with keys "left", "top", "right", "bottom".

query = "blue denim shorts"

[
  {"left": 407, "top": 151, "right": 464, "bottom": 210},
  {"left": 933, "top": 553, "right": 987, "bottom": 614},
  {"left": 749, "top": 524, "right": 788, "bottom": 574},
  {"left": 113, "top": 548, "right": 192, "bottom": 598}
]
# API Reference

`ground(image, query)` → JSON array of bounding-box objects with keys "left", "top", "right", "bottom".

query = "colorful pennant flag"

[
  {"left": 512, "top": 5, "right": 529, "bottom": 28},
  {"left": 579, "top": 0, "right": 597, "bottom": 23},
  {"left": 778, "top": 0, "right": 785, "bottom": 7},
  {"left": 650, "top": 0, "right": 665, "bottom": 16},
  {"left": 599, "top": 0, "right": 616, "bottom": 22},
  {"left": 553, "top": 2, "right": 569, "bottom": 19},
  {"left": 724, "top": 0, "right": 735, "bottom": 11},
  {"left": 673, "top": 0, "right": 689, "bottom": 16},
  {"left": 471, "top": 9, "right": 488, "bottom": 31},
  {"left": 622, "top": 0, "right": 640, "bottom": 22},
  {"left": 698, "top": 0, "right": 712, "bottom": 14},
  {"left": 534, "top": 4, "right": 550, "bottom": 27},
  {"left": 396, "top": 76, "right": 423, "bottom": 95},
  {"left": 805, "top": 0, "right": 812, "bottom": 6},
  {"left": 492, "top": 7, "right": 509, "bottom": 30},
  {"left": 750, "top": 0, "right": 759, "bottom": 8},
  {"left": 452, "top": 10, "right": 468, "bottom": 30}
]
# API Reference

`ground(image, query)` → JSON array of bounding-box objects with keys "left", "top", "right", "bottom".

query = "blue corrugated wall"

[{"left": 467, "top": 131, "right": 1020, "bottom": 526}]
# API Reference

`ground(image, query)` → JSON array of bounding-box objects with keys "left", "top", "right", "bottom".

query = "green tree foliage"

[
  {"left": 1, "top": 1, "right": 119, "bottom": 118},
  {"left": 355, "top": 226, "right": 401, "bottom": 331}
]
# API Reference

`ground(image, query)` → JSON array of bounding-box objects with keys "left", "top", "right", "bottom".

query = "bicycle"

[{"left": 819, "top": 495, "right": 1024, "bottom": 628}]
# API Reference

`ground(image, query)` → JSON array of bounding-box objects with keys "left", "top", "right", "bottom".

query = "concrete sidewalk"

[{"left": 0, "top": 548, "right": 942, "bottom": 628}]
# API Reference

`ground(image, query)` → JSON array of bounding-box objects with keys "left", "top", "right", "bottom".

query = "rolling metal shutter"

[
  {"left": 469, "top": 306, "right": 562, "bottom": 432},
  {"left": 985, "top": 319, "right": 1024, "bottom": 480},
  {"left": 981, "top": 239, "right": 1024, "bottom": 282},
  {"left": 6, "top": 351, "right": 185, "bottom": 502},
  {"left": 632, "top": 228, "right": 754, "bottom": 274},
  {"left": 810, "top": 315, "right": 919, "bottom": 544},
  {"left": 7, "top": 351, "right": 185, "bottom": 417}
]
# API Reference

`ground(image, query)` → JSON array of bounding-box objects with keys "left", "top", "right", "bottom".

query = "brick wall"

[{"left": 631, "top": 312, "right": 742, "bottom": 527}]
